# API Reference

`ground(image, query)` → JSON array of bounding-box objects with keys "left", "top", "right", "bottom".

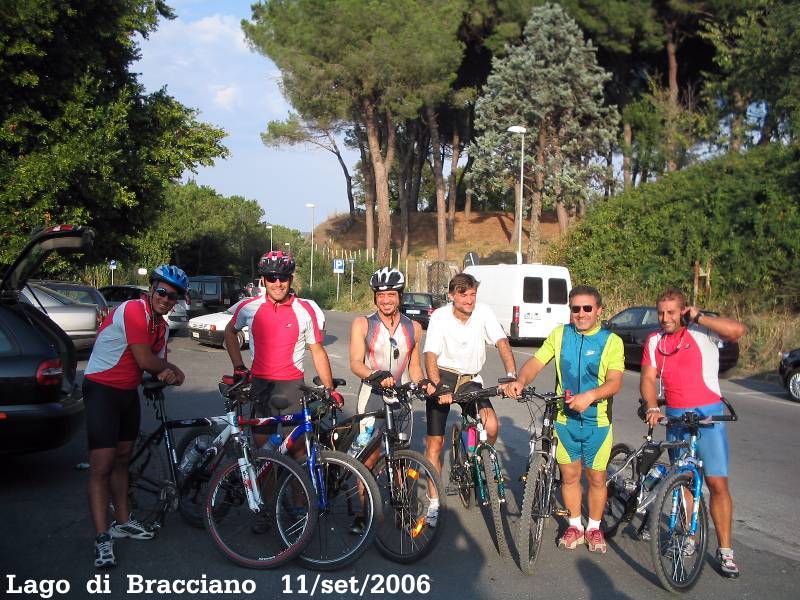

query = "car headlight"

[{"left": 781, "top": 351, "right": 790, "bottom": 361}]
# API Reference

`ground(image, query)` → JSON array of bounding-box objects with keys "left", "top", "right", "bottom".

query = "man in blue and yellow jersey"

[{"left": 507, "top": 285, "right": 624, "bottom": 554}]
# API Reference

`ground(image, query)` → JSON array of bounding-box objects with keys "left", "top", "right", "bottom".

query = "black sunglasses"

[
  {"left": 265, "top": 273, "right": 291, "bottom": 283},
  {"left": 570, "top": 305, "right": 595, "bottom": 314},
  {"left": 389, "top": 337, "right": 400, "bottom": 360},
  {"left": 154, "top": 287, "right": 180, "bottom": 302}
]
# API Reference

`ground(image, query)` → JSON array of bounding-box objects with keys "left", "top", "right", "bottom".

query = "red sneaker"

[
  {"left": 585, "top": 528, "right": 607, "bottom": 553},
  {"left": 558, "top": 526, "right": 585, "bottom": 550}
]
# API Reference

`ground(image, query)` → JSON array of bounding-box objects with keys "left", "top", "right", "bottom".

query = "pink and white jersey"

[
  {"left": 232, "top": 293, "right": 322, "bottom": 380},
  {"left": 85, "top": 299, "right": 168, "bottom": 390},
  {"left": 642, "top": 325, "right": 721, "bottom": 409}
]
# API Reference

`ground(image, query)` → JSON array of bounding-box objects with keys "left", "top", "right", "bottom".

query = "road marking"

[{"left": 326, "top": 352, "right": 344, "bottom": 359}]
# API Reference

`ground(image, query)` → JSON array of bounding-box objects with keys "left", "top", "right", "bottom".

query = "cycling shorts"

[
  {"left": 554, "top": 419, "right": 613, "bottom": 470},
  {"left": 83, "top": 378, "right": 140, "bottom": 450},
  {"left": 250, "top": 377, "right": 304, "bottom": 435},
  {"left": 426, "top": 376, "right": 493, "bottom": 437},
  {"left": 665, "top": 402, "right": 729, "bottom": 477}
]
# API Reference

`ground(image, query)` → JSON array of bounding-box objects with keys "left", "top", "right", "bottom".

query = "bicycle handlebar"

[{"left": 515, "top": 386, "right": 572, "bottom": 404}]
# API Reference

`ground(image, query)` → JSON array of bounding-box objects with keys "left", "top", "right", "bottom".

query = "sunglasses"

[
  {"left": 154, "top": 287, "right": 180, "bottom": 302},
  {"left": 389, "top": 337, "right": 400, "bottom": 360},
  {"left": 264, "top": 273, "right": 291, "bottom": 283},
  {"left": 570, "top": 305, "right": 595, "bottom": 314}
]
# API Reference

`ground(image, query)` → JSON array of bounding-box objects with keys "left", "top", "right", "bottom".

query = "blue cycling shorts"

[
  {"left": 665, "top": 402, "right": 729, "bottom": 477},
  {"left": 553, "top": 420, "right": 613, "bottom": 470}
]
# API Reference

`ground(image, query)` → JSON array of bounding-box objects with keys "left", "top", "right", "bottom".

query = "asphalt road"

[{"left": 1, "top": 309, "right": 798, "bottom": 600}]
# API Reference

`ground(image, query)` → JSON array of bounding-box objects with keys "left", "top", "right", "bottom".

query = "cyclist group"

[{"left": 84, "top": 250, "right": 746, "bottom": 579}]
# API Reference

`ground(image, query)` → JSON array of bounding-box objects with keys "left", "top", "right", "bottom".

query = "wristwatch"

[
  {"left": 693, "top": 312, "right": 702, "bottom": 324},
  {"left": 506, "top": 372, "right": 517, "bottom": 379}
]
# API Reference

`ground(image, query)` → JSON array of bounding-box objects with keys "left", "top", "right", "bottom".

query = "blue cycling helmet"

[{"left": 149, "top": 264, "right": 188, "bottom": 293}]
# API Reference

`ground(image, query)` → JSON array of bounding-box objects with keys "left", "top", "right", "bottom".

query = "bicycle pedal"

[{"left": 553, "top": 508, "right": 570, "bottom": 517}]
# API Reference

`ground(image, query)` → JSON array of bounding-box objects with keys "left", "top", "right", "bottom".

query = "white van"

[{"left": 463, "top": 264, "right": 572, "bottom": 341}]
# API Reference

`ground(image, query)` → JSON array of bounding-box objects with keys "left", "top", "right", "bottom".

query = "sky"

[{"left": 134, "top": 0, "right": 359, "bottom": 232}]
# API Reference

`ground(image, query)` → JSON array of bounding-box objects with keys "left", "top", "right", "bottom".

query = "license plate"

[
  {"left": 407, "top": 309, "right": 420, "bottom": 314},
  {"left": 191, "top": 332, "right": 199, "bottom": 338}
]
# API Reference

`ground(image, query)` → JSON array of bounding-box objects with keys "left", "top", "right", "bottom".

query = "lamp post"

[
  {"left": 507, "top": 125, "right": 526, "bottom": 264},
  {"left": 305, "top": 203, "right": 315, "bottom": 289},
  {"left": 266, "top": 225, "right": 273, "bottom": 251}
]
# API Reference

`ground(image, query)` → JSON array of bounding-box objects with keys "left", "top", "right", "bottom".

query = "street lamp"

[
  {"left": 284, "top": 241, "right": 291, "bottom": 255},
  {"left": 507, "top": 125, "right": 526, "bottom": 264},
  {"left": 266, "top": 225, "right": 273, "bottom": 251},
  {"left": 305, "top": 203, "right": 315, "bottom": 289}
]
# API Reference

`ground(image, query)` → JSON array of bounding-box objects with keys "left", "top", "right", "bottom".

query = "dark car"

[
  {"left": 400, "top": 292, "right": 443, "bottom": 329},
  {"left": 187, "top": 275, "right": 244, "bottom": 318},
  {"left": 779, "top": 348, "right": 800, "bottom": 402},
  {"left": 602, "top": 306, "right": 740, "bottom": 372},
  {"left": 0, "top": 225, "right": 93, "bottom": 454}
]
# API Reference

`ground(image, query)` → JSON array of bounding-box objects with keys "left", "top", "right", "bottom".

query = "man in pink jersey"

[
  {"left": 84, "top": 264, "right": 188, "bottom": 568},
  {"left": 640, "top": 287, "right": 746, "bottom": 578},
  {"left": 224, "top": 251, "right": 339, "bottom": 453}
]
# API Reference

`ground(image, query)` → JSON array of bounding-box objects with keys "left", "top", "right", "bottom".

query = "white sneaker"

[
  {"left": 109, "top": 518, "right": 155, "bottom": 540},
  {"left": 94, "top": 533, "right": 116, "bottom": 568},
  {"left": 426, "top": 505, "right": 439, "bottom": 528}
]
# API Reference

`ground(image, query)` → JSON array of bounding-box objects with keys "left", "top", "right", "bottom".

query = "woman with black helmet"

[{"left": 84, "top": 264, "right": 188, "bottom": 568}]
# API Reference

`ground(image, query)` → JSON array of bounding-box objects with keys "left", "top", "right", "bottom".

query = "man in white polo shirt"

[{"left": 423, "top": 272, "right": 517, "bottom": 525}]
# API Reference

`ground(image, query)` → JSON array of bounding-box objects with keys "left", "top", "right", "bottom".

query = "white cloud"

[{"left": 212, "top": 85, "right": 240, "bottom": 111}]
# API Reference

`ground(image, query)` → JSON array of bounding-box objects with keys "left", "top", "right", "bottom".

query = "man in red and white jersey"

[
  {"left": 224, "top": 251, "right": 339, "bottom": 451},
  {"left": 640, "top": 287, "right": 747, "bottom": 578},
  {"left": 84, "top": 264, "right": 188, "bottom": 568}
]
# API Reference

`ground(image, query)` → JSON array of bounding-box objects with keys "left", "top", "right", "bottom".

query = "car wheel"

[
  {"left": 222, "top": 331, "right": 246, "bottom": 351},
  {"left": 787, "top": 370, "right": 800, "bottom": 402}
]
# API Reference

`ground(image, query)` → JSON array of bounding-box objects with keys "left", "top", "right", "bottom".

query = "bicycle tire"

[
  {"left": 205, "top": 449, "right": 317, "bottom": 569},
  {"left": 603, "top": 443, "right": 636, "bottom": 538},
  {"left": 478, "top": 446, "right": 508, "bottom": 557},
  {"left": 372, "top": 450, "right": 445, "bottom": 563},
  {"left": 295, "top": 449, "right": 382, "bottom": 571},
  {"left": 648, "top": 471, "right": 709, "bottom": 592},
  {"left": 128, "top": 432, "right": 170, "bottom": 527},
  {"left": 175, "top": 426, "right": 230, "bottom": 528},
  {"left": 517, "top": 452, "right": 550, "bottom": 574},
  {"left": 449, "top": 423, "right": 471, "bottom": 509}
]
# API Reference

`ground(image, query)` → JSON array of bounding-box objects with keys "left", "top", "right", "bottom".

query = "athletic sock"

[
  {"left": 587, "top": 518, "right": 601, "bottom": 531},
  {"left": 569, "top": 516, "right": 584, "bottom": 530}
]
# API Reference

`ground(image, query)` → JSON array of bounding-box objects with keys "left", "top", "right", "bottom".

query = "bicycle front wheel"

[
  {"left": 478, "top": 447, "right": 508, "bottom": 557},
  {"left": 128, "top": 432, "right": 169, "bottom": 527},
  {"left": 205, "top": 449, "right": 317, "bottom": 569},
  {"left": 517, "top": 453, "right": 551, "bottom": 574},
  {"left": 176, "top": 426, "right": 231, "bottom": 528},
  {"left": 648, "top": 471, "right": 709, "bottom": 592},
  {"left": 372, "top": 450, "right": 444, "bottom": 563},
  {"left": 449, "top": 423, "right": 471, "bottom": 509},
  {"left": 603, "top": 443, "right": 636, "bottom": 538},
  {"left": 297, "top": 449, "right": 382, "bottom": 571}
]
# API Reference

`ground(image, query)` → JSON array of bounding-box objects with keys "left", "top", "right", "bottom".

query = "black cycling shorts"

[
  {"left": 425, "top": 373, "right": 493, "bottom": 437},
  {"left": 83, "top": 378, "right": 140, "bottom": 450},
  {"left": 250, "top": 377, "right": 304, "bottom": 435}
]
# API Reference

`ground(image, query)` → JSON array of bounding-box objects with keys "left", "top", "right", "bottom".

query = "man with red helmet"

[{"left": 224, "top": 250, "right": 339, "bottom": 451}]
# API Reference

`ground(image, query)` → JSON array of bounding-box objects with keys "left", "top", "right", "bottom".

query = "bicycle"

[
  {"left": 244, "top": 377, "right": 383, "bottom": 571},
  {"left": 127, "top": 377, "right": 317, "bottom": 569},
  {"left": 604, "top": 397, "right": 738, "bottom": 593},
  {"left": 326, "top": 371, "right": 444, "bottom": 563},
  {"left": 444, "top": 379, "right": 513, "bottom": 557},
  {"left": 515, "top": 386, "right": 571, "bottom": 574}
]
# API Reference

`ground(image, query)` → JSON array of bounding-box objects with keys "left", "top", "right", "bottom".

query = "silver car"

[{"left": 20, "top": 283, "right": 101, "bottom": 351}]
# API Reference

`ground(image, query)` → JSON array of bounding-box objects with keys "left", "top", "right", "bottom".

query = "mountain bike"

[
  {"left": 515, "top": 386, "right": 571, "bottom": 574},
  {"left": 326, "top": 371, "right": 444, "bottom": 563},
  {"left": 245, "top": 377, "right": 383, "bottom": 571},
  {"left": 445, "top": 380, "right": 512, "bottom": 557},
  {"left": 127, "top": 377, "right": 317, "bottom": 569},
  {"left": 604, "top": 397, "right": 738, "bottom": 593}
]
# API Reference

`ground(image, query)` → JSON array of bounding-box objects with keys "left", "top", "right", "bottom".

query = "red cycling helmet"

[{"left": 258, "top": 250, "right": 296, "bottom": 276}]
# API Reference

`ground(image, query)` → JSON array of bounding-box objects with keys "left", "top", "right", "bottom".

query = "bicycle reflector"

[
  {"left": 412, "top": 517, "right": 425, "bottom": 538},
  {"left": 405, "top": 468, "right": 419, "bottom": 480}
]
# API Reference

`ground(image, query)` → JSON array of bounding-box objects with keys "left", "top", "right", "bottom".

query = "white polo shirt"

[{"left": 423, "top": 302, "right": 506, "bottom": 379}]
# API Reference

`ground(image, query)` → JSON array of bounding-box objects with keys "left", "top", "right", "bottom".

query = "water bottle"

[
  {"left": 348, "top": 421, "right": 375, "bottom": 458},
  {"left": 264, "top": 433, "right": 283, "bottom": 451},
  {"left": 643, "top": 463, "right": 669, "bottom": 491},
  {"left": 179, "top": 438, "right": 209, "bottom": 475},
  {"left": 461, "top": 425, "right": 477, "bottom": 453}
]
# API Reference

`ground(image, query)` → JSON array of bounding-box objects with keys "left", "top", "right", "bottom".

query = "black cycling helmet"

[
  {"left": 258, "top": 250, "right": 296, "bottom": 276},
  {"left": 149, "top": 264, "right": 188, "bottom": 294},
  {"left": 370, "top": 267, "right": 405, "bottom": 293}
]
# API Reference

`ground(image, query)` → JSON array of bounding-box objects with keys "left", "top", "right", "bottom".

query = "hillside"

[{"left": 314, "top": 210, "right": 562, "bottom": 263}]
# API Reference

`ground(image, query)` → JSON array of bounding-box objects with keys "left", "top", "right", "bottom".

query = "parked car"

[
  {"left": 187, "top": 275, "right": 245, "bottom": 318},
  {"left": 99, "top": 284, "right": 189, "bottom": 333},
  {"left": 400, "top": 292, "right": 444, "bottom": 329},
  {"left": 602, "top": 306, "right": 740, "bottom": 372},
  {"left": 20, "top": 283, "right": 101, "bottom": 351},
  {"left": 0, "top": 225, "right": 92, "bottom": 454},
  {"left": 779, "top": 348, "right": 800, "bottom": 402},
  {"left": 33, "top": 279, "right": 110, "bottom": 322}
]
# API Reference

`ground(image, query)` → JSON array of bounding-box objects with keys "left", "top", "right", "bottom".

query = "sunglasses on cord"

[
  {"left": 389, "top": 337, "right": 400, "bottom": 360},
  {"left": 154, "top": 287, "right": 181, "bottom": 302},
  {"left": 570, "top": 305, "right": 595, "bottom": 314},
  {"left": 265, "top": 273, "right": 291, "bottom": 283}
]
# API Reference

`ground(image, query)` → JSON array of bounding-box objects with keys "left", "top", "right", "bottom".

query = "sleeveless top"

[{"left": 363, "top": 312, "right": 415, "bottom": 382}]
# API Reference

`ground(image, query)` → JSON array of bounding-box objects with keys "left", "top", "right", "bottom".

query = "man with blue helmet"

[{"left": 84, "top": 264, "right": 188, "bottom": 568}]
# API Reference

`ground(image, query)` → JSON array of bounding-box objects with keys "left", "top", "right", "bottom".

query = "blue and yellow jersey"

[{"left": 533, "top": 324, "right": 625, "bottom": 426}]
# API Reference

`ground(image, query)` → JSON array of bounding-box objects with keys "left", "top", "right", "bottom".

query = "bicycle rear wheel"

[
  {"left": 296, "top": 449, "right": 382, "bottom": 571},
  {"left": 176, "top": 426, "right": 231, "bottom": 528},
  {"left": 517, "top": 453, "right": 551, "bottom": 574},
  {"left": 449, "top": 423, "right": 471, "bottom": 509},
  {"left": 128, "top": 432, "right": 169, "bottom": 527},
  {"left": 205, "top": 449, "right": 317, "bottom": 569},
  {"left": 478, "top": 447, "right": 508, "bottom": 557},
  {"left": 603, "top": 443, "right": 637, "bottom": 538},
  {"left": 648, "top": 471, "right": 708, "bottom": 592},
  {"left": 372, "top": 450, "right": 444, "bottom": 563}
]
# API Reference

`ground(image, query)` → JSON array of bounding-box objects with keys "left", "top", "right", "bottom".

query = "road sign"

[
  {"left": 109, "top": 260, "right": 118, "bottom": 270},
  {"left": 333, "top": 258, "right": 345, "bottom": 274}
]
